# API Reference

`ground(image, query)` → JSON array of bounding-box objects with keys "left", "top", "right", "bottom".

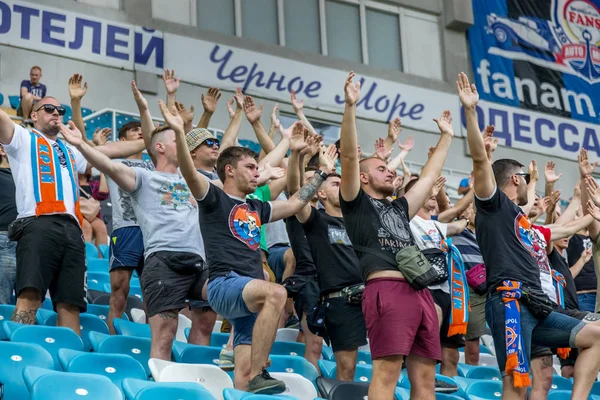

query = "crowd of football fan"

[{"left": 2, "top": 66, "right": 600, "bottom": 399}]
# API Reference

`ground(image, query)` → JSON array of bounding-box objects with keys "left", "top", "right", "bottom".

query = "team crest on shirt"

[
  {"left": 229, "top": 203, "right": 262, "bottom": 250},
  {"left": 515, "top": 214, "right": 551, "bottom": 273}
]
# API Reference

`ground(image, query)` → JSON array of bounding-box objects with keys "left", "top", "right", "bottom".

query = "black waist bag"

[
  {"left": 421, "top": 247, "right": 448, "bottom": 285},
  {"left": 282, "top": 275, "right": 311, "bottom": 298},
  {"left": 342, "top": 283, "right": 365, "bottom": 304},
  {"left": 521, "top": 288, "right": 554, "bottom": 319},
  {"left": 306, "top": 302, "right": 330, "bottom": 345}
]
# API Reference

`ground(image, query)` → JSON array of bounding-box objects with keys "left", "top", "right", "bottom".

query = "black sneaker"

[
  {"left": 435, "top": 379, "right": 458, "bottom": 393},
  {"left": 248, "top": 369, "right": 286, "bottom": 395},
  {"left": 285, "top": 314, "right": 300, "bottom": 329}
]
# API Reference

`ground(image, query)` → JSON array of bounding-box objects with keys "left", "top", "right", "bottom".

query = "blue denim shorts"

[
  {"left": 0, "top": 232, "right": 17, "bottom": 304},
  {"left": 208, "top": 272, "right": 256, "bottom": 347},
  {"left": 486, "top": 293, "right": 585, "bottom": 373}
]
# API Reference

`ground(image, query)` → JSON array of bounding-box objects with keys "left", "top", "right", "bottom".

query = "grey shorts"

[
  {"left": 141, "top": 251, "right": 207, "bottom": 318},
  {"left": 465, "top": 289, "right": 487, "bottom": 341}
]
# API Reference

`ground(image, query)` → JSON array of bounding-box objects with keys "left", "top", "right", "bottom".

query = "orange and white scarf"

[{"left": 30, "top": 129, "right": 83, "bottom": 226}]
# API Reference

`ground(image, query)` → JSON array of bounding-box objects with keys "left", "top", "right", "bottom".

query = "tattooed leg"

[
  {"left": 13, "top": 288, "right": 42, "bottom": 325},
  {"left": 12, "top": 309, "right": 36, "bottom": 324},
  {"left": 148, "top": 309, "right": 179, "bottom": 360}
]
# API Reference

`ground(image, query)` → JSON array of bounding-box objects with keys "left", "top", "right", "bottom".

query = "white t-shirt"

[
  {"left": 410, "top": 215, "right": 449, "bottom": 293},
  {"left": 3, "top": 124, "right": 87, "bottom": 221}
]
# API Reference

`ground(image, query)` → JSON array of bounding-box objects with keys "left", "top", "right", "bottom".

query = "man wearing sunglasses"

[
  {"left": 186, "top": 128, "right": 221, "bottom": 180},
  {"left": 0, "top": 96, "right": 145, "bottom": 335}
]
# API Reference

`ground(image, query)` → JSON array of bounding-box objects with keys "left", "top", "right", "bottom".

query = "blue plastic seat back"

[
  {"left": 61, "top": 104, "right": 72, "bottom": 124},
  {"left": 173, "top": 341, "right": 222, "bottom": 366},
  {"left": 317, "top": 359, "right": 336, "bottom": 379},
  {"left": 210, "top": 331, "right": 230, "bottom": 348},
  {"left": 548, "top": 390, "right": 574, "bottom": 400},
  {"left": 551, "top": 375, "right": 573, "bottom": 391},
  {"left": 81, "top": 107, "right": 94, "bottom": 117},
  {"left": 28, "top": 368, "right": 122, "bottom": 400},
  {"left": 36, "top": 308, "right": 57, "bottom": 325},
  {"left": 353, "top": 363, "right": 373, "bottom": 383},
  {"left": 465, "top": 380, "right": 503, "bottom": 400},
  {"left": 88, "top": 272, "right": 111, "bottom": 287},
  {"left": 114, "top": 318, "right": 151, "bottom": 338},
  {"left": 92, "top": 332, "right": 152, "bottom": 376},
  {"left": 321, "top": 346, "right": 334, "bottom": 361},
  {"left": 98, "top": 243, "right": 110, "bottom": 259},
  {"left": 58, "top": 348, "right": 146, "bottom": 387},
  {"left": 79, "top": 313, "right": 110, "bottom": 351},
  {"left": 395, "top": 387, "right": 411, "bottom": 400},
  {"left": 86, "top": 242, "right": 99, "bottom": 259},
  {"left": 436, "top": 394, "right": 464, "bottom": 400},
  {"left": 268, "top": 354, "right": 319, "bottom": 384},
  {"left": 41, "top": 297, "right": 54, "bottom": 310},
  {"left": 0, "top": 342, "right": 54, "bottom": 399},
  {"left": 480, "top": 343, "right": 493, "bottom": 355},
  {"left": 402, "top": 374, "right": 464, "bottom": 397},
  {"left": 86, "top": 303, "right": 130, "bottom": 322},
  {"left": 222, "top": 388, "right": 293, "bottom": 399},
  {"left": 356, "top": 350, "right": 372, "bottom": 365},
  {"left": 270, "top": 341, "right": 305, "bottom": 357},
  {"left": 11, "top": 325, "right": 84, "bottom": 369},
  {"left": 466, "top": 366, "right": 502, "bottom": 381},
  {"left": 122, "top": 378, "right": 214, "bottom": 400},
  {"left": 87, "top": 257, "right": 109, "bottom": 273},
  {"left": 9, "top": 95, "right": 20, "bottom": 109},
  {"left": 0, "top": 304, "right": 15, "bottom": 339}
]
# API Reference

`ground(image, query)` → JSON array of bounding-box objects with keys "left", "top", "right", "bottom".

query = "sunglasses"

[
  {"left": 203, "top": 139, "right": 220, "bottom": 148},
  {"left": 515, "top": 172, "right": 530, "bottom": 184},
  {"left": 36, "top": 104, "right": 66, "bottom": 116}
]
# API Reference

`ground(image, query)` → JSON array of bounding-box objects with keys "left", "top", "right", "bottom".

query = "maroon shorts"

[{"left": 362, "top": 277, "right": 442, "bottom": 361}]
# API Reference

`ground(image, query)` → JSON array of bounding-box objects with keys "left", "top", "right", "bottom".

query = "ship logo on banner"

[{"left": 485, "top": 0, "right": 600, "bottom": 84}]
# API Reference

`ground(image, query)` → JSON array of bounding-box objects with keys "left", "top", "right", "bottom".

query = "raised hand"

[
  {"left": 344, "top": 71, "right": 361, "bottom": 106},
  {"left": 581, "top": 247, "right": 593, "bottom": 264},
  {"left": 399, "top": 136, "right": 414, "bottom": 152},
  {"left": 326, "top": 144, "right": 339, "bottom": 172},
  {"left": 260, "top": 162, "right": 285, "bottom": 180},
  {"left": 549, "top": 190, "right": 562, "bottom": 207},
  {"left": 574, "top": 181, "right": 581, "bottom": 198},
  {"left": 68, "top": 74, "right": 88, "bottom": 100},
  {"left": 544, "top": 161, "right": 562, "bottom": 184},
  {"left": 537, "top": 196, "right": 551, "bottom": 216},
  {"left": 202, "top": 88, "right": 222, "bottom": 113},
  {"left": 483, "top": 125, "right": 498, "bottom": 160},
  {"left": 387, "top": 118, "right": 402, "bottom": 142},
  {"left": 92, "top": 128, "right": 112, "bottom": 146},
  {"left": 233, "top": 87, "right": 244, "bottom": 109},
  {"left": 433, "top": 110, "right": 454, "bottom": 137},
  {"left": 289, "top": 121, "right": 308, "bottom": 152},
  {"left": 457, "top": 72, "right": 479, "bottom": 109},
  {"left": 585, "top": 175, "right": 600, "bottom": 207},
  {"left": 318, "top": 144, "right": 336, "bottom": 173},
  {"left": 587, "top": 199, "right": 600, "bottom": 222},
  {"left": 131, "top": 81, "right": 149, "bottom": 111},
  {"left": 162, "top": 69, "right": 180, "bottom": 95},
  {"left": 374, "top": 137, "right": 392, "bottom": 161},
  {"left": 226, "top": 98, "right": 236, "bottom": 119},
  {"left": 579, "top": 148, "right": 598, "bottom": 177},
  {"left": 401, "top": 158, "right": 411, "bottom": 179},
  {"left": 158, "top": 100, "right": 184, "bottom": 132},
  {"left": 270, "top": 104, "right": 280, "bottom": 130},
  {"left": 243, "top": 95, "right": 263, "bottom": 125},
  {"left": 529, "top": 160, "right": 539, "bottom": 182},
  {"left": 291, "top": 90, "right": 304, "bottom": 113},
  {"left": 431, "top": 176, "right": 447, "bottom": 197},
  {"left": 175, "top": 102, "right": 195, "bottom": 126},
  {"left": 59, "top": 121, "right": 83, "bottom": 146}
]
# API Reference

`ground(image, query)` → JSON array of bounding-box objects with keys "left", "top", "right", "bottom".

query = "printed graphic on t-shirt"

[
  {"left": 159, "top": 181, "right": 197, "bottom": 210},
  {"left": 369, "top": 197, "right": 411, "bottom": 253},
  {"left": 118, "top": 159, "right": 154, "bottom": 223},
  {"left": 420, "top": 228, "right": 443, "bottom": 247},
  {"left": 515, "top": 214, "right": 550, "bottom": 274},
  {"left": 229, "top": 203, "right": 262, "bottom": 249},
  {"left": 327, "top": 225, "right": 352, "bottom": 246},
  {"left": 51, "top": 143, "right": 67, "bottom": 168}
]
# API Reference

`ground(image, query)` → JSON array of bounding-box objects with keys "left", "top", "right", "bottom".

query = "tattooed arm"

[{"left": 269, "top": 170, "right": 328, "bottom": 222}]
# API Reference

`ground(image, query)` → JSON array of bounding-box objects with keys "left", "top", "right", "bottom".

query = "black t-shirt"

[
  {"left": 339, "top": 188, "right": 415, "bottom": 281},
  {"left": 474, "top": 188, "right": 545, "bottom": 295},
  {"left": 302, "top": 208, "right": 362, "bottom": 294},
  {"left": 567, "top": 234, "right": 596, "bottom": 291},
  {"left": 548, "top": 248, "right": 579, "bottom": 310},
  {"left": 0, "top": 168, "right": 17, "bottom": 231},
  {"left": 285, "top": 216, "right": 316, "bottom": 276},
  {"left": 198, "top": 184, "right": 272, "bottom": 280}
]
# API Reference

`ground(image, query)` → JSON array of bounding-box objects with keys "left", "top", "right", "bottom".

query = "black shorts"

[
  {"left": 559, "top": 348, "right": 578, "bottom": 368},
  {"left": 141, "top": 251, "right": 207, "bottom": 318},
  {"left": 430, "top": 289, "right": 465, "bottom": 349},
  {"left": 16, "top": 215, "right": 87, "bottom": 311},
  {"left": 294, "top": 276, "right": 319, "bottom": 321},
  {"left": 324, "top": 297, "right": 367, "bottom": 352}
]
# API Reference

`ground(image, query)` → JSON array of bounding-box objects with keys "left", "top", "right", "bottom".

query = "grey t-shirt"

[
  {"left": 129, "top": 167, "right": 205, "bottom": 259},
  {"left": 107, "top": 158, "right": 155, "bottom": 231},
  {"left": 265, "top": 192, "right": 290, "bottom": 249},
  {"left": 197, "top": 168, "right": 219, "bottom": 180}
]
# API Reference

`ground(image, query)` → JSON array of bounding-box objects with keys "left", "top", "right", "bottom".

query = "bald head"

[
  {"left": 359, "top": 156, "right": 385, "bottom": 173},
  {"left": 359, "top": 156, "right": 395, "bottom": 197},
  {"left": 31, "top": 96, "right": 63, "bottom": 136}
]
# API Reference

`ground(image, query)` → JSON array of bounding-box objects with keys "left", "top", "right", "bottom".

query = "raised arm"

[
  {"left": 159, "top": 100, "right": 211, "bottom": 200},
  {"left": 446, "top": 219, "right": 469, "bottom": 236},
  {"left": 221, "top": 88, "right": 245, "bottom": 152},
  {"left": 544, "top": 190, "right": 562, "bottom": 225},
  {"left": 545, "top": 161, "right": 561, "bottom": 198},
  {"left": 403, "top": 110, "right": 453, "bottom": 219},
  {"left": 384, "top": 117, "right": 401, "bottom": 151},
  {"left": 258, "top": 120, "right": 292, "bottom": 169},
  {"left": 521, "top": 160, "right": 539, "bottom": 216},
  {"left": 59, "top": 122, "right": 136, "bottom": 192},
  {"left": 458, "top": 72, "right": 496, "bottom": 199},
  {"left": 548, "top": 213, "right": 594, "bottom": 240},
  {"left": 387, "top": 136, "right": 413, "bottom": 172},
  {"left": 570, "top": 247, "right": 593, "bottom": 278},
  {"left": 555, "top": 184, "right": 580, "bottom": 225},
  {"left": 339, "top": 72, "right": 361, "bottom": 202},
  {"left": 131, "top": 81, "right": 155, "bottom": 152},
  {"left": 580, "top": 150, "right": 600, "bottom": 240},
  {"left": 175, "top": 102, "right": 195, "bottom": 134},
  {"left": 68, "top": 74, "right": 92, "bottom": 146},
  {"left": 291, "top": 90, "right": 318, "bottom": 136},
  {"left": 438, "top": 190, "right": 475, "bottom": 223},
  {"left": 197, "top": 87, "right": 221, "bottom": 129},
  {"left": 244, "top": 95, "right": 276, "bottom": 154},
  {"left": 162, "top": 69, "right": 180, "bottom": 110},
  {"left": 95, "top": 138, "right": 146, "bottom": 159}
]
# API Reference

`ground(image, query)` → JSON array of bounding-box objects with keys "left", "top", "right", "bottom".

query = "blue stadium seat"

[
  {"left": 210, "top": 331, "right": 230, "bottom": 348},
  {"left": 0, "top": 341, "right": 54, "bottom": 400},
  {"left": 89, "top": 331, "right": 152, "bottom": 376},
  {"left": 86, "top": 242, "right": 99, "bottom": 258},
  {"left": 436, "top": 394, "right": 464, "bottom": 400},
  {"left": 547, "top": 390, "right": 573, "bottom": 400},
  {"left": 268, "top": 354, "right": 319, "bottom": 384},
  {"left": 479, "top": 343, "right": 492, "bottom": 355},
  {"left": 0, "top": 304, "right": 15, "bottom": 339},
  {"left": 394, "top": 387, "right": 411, "bottom": 400},
  {"left": 121, "top": 378, "right": 215, "bottom": 400},
  {"left": 271, "top": 341, "right": 305, "bottom": 357},
  {"left": 41, "top": 297, "right": 54, "bottom": 310},
  {"left": 36, "top": 310, "right": 109, "bottom": 351},
  {"left": 318, "top": 359, "right": 336, "bottom": 379},
  {"left": 8, "top": 324, "right": 84, "bottom": 369},
  {"left": 465, "top": 380, "right": 503, "bottom": 400},
  {"left": 551, "top": 375, "right": 573, "bottom": 391},
  {"left": 353, "top": 363, "right": 373, "bottom": 383},
  {"left": 0, "top": 93, "right": 5, "bottom": 107},
  {"left": 24, "top": 366, "right": 122, "bottom": 400},
  {"left": 356, "top": 350, "right": 372, "bottom": 365},
  {"left": 88, "top": 257, "right": 109, "bottom": 273},
  {"left": 114, "top": 318, "right": 151, "bottom": 338},
  {"left": 400, "top": 374, "right": 463, "bottom": 397},
  {"left": 98, "top": 244, "right": 110, "bottom": 259},
  {"left": 465, "top": 366, "right": 502, "bottom": 381},
  {"left": 321, "top": 346, "right": 334, "bottom": 361},
  {"left": 9, "top": 95, "right": 20, "bottom": 109},
  {"left": 61, "top": 104, "right": 72, "bottom": 123},
  {"left": 86, "top": 303, "right": 130, "bottom": 322},
  {"left": 452, "top": 376, "right": 481, "bottom": 392},
  {"left": 592, "top": 381, "right": 600, "bottom": 396},
  {"left": 172, "top": 341, "right": 222, "bottom": 366},
  {"left": 81, "top": 107, "right": 94, "bottom": 117},
  {"left": 58, "top": 348, "right": 146, "bottom": 387},
  {"left": 89, "top": 271, "right": 111, "bottom": 288},
  {"left": 222, "top": 388, "right": 293, "bottom": 400},
  {"left": 36, "top": 308, "right": 56, "bottom": 325}
]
